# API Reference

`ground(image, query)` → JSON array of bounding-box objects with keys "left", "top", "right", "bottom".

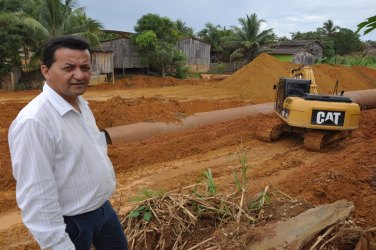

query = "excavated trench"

[{"left": 104, "top": 89, "right": 376, "bottom": 144}]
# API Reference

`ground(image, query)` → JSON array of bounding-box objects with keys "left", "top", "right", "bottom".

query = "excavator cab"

[{"left": 274, "top": 77, "right": 311, "bottom": 114}]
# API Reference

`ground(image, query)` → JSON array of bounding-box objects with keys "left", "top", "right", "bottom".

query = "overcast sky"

[{"left": 79, "top": 0, "right": 375, "bottom": 41}]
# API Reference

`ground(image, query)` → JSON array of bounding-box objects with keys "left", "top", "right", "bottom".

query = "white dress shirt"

[{"left": 8, "top": 83, "right": 116, "bottom": 249}]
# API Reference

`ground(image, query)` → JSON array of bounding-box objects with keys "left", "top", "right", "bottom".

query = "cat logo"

[{"left": 311, "top": 110, "right": 345, "bottom": 126}]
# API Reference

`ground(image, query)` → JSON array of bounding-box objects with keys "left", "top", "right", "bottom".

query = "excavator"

[{"left": 259, "top": 65, "right": 361, "bottom": 151}]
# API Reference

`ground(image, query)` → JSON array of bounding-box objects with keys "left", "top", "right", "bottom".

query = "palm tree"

[
  {"left": 318, "top": 19, "right": 340, "bottom": 37},
  {"left": 223, "top": 13, "right": 274, "bottom": 62},
  {"left": 6, "top": 0, "right": 103, "bottom": 64},
  {"left": 175, "top": 19, "right": 194, "bottom": 38},
  {"left": 356, "top": 15, "right": 376, "bottom": 35},
  {"left": 197, "top": 23, "right": 232, "bottom": 62}
]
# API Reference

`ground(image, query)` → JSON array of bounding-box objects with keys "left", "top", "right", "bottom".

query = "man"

[{"left": 8, "top": 36, "right": 127, "bottom": 250}]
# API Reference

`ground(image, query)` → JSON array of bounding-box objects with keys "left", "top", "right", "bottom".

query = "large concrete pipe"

[
  {"left": 344, "top": 89, "right": 376, "bottom": 110},
  {"left": 103, "top": 102, "right": 273, "bottom": 144},
  {"left": 103, "top": 89, "right": 376, "bottom": 144}
]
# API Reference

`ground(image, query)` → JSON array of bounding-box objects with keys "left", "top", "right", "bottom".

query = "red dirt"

[{"left": 1, "top": 53, "right": 376, "bottom": 249}]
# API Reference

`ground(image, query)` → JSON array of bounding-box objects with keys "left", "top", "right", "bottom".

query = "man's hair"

[{"left": 42, "top": 35, "right": 91, "bottom": 68}]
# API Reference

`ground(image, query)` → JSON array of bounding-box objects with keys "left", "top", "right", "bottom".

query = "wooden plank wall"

[
  {"left": 101, "top": 38, "right": 144, "bottom": 69},
  {"left": 91, "top": 51, "right": 113, "bottom": 73},
  {"left": 100, "top": 37, "right": 211, "bottom": 72},
  {"left": 176, "top": 38, "right": 210, "bottom": 65}
]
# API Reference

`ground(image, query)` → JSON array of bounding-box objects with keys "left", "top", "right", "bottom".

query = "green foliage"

[
  {"left": 129, "top": 205, "right": 152, "bottom": 222},
  {"left": 291, "top": 22, "right": 364, "bottom": 59},
  {"left": 356, "top": 15, "right": 376, "bottom": 35},
  {"left": 203, "top": 169, "right": 217, "bottom": 196},
  {"left": 208, "top": 63, "right": 228, "bottom": 74},
  {"left": 317, "top": 19, "right": 340, "bottom": 37},
  {"left": 335, "top": 28, "right": 364, "bottom": 55},
  {"left": 233, "top": 144, "right": 251, "bottom": 192},
  {"left": 248, "top": 190, "right": 270, "bottom": 210},
  {"left": 222, "top": 13, "right": 275, "bottom": 62},
  {"left": 129, "top": 187, "right": 165, "bottom": 202},
  {"left": 134, "top": 14, "right": 187, "bottom": 77},
  {"left": 324, "top": 55, "right": 376, "bottom": 67},
  {"left": 197, "top": 23, "right": 233, "bottom": 62},
  {"left": 0, "top": 0, "right": 23, "bottom": 12},
  {"left": 97, "top": 32, "right": 120, "bottom": 42},
  {"left": 14, "top": 83, "right": 27, "bottom": 91},
  {"left": 173, "top": 50, "right": 187, "bottom": 78},
  {"left": 134, "top": 30, "right": 157, "bottom": 48},
  {"left": 134, "top": 13, "right": 179, "bottom": 43},
  {"left": 0, "top": 14, "right": 24, "bottom": 73},
  {"left": 0, "top": 0, "right": 103, "bottom": 66},
  {"left": 175, "top": 19, "right": 194, "bottom": 38}
]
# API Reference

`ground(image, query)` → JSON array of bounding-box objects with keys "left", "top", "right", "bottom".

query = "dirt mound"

[
  {"left": 218, "top": 53, "right": 376, "bottom": 102},
  {"left": 312, "top": 64, "right": 376, "bottom": 93},
  {"left": 218, "top": 53, "right": 297, "bottom": 102}
]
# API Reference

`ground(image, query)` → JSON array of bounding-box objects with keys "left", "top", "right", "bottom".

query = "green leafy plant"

[
  {"left": 129, "top": 205, "right": 152, "bottom": 222},
  {"left": 203, "top": 168, "right": 217, "bottom": 196},
  {"left": 233, "top": 144, "right": 251, "bottom": 192},
  {"left": 248, "top": 186, "right": 270, "bottom": 210}
]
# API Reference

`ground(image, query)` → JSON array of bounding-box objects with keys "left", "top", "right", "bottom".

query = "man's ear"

[{"left": 40, "top": 65, "right": 49, "bottom": 79}]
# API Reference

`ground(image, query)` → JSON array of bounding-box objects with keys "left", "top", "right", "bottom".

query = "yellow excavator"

[{"left": 260, "top": 65, "right": 361, "bottom": 150}]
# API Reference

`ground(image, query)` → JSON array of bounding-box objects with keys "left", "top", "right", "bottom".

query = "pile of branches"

[
  {"left": 121, "top": 189, "right": 260, "bottom": 250},
  {"left": 308, "top": 219, "right": 376, "bottom": 250},
  {"left": 120, "top": 186, "right": 375, "bottom": 250}
]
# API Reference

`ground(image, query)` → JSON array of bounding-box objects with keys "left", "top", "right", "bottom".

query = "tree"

[
  {"left": 0, "top": 14, "right": 25, "bottom": 73},
  {"left": 0, "top": 0, "right": 103, "bottom": 66},
  {"left": 356, "top": 15, "right": 376, "bottom": 35},
  {"left": 318, "top": 19, "right": 340, "bottom": 37},
  {"left": 152, "top": 41, "right": 186, "bottom": 77},
  {"left": 222, "top": 13, "right": 274, "bottom": 62},
  {"left": 0, "top": 0, "right": 23, "bottom": 12},
  {"left": 175, "top": 19, "right": 194, "bottom": 38},
  {"left": 335, "top": 28, "right": 364, "bottom": 55},
  {"left": 197, "top": 23, "right": 233, "bottom": 62},
  {"left": 134, "top": 13, "right": 179, "bottom": 43},
  {"left": 133, "top": 14, "right": 186, "bottom": 77}
]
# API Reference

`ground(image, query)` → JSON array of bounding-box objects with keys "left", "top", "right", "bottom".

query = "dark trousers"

[{"left": 64, "top": 201, "right": 128, "bottom": 250}]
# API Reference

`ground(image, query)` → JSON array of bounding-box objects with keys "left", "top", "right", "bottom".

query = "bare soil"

[{"left": 1, "top": 54, "right": 376, "bottom": 249}]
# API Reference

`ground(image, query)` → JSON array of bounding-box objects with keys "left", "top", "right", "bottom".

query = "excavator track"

[
  {"left": 303, "top": 131, "right": 326, "bottom": 151},
  {"left": 304, "top": 130, "right": 351, "bottom": 151},
  {"left": 256, "top": 118, "right": 286, "bottom": 142}
]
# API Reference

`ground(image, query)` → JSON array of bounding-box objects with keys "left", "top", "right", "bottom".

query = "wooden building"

[
  {"left": 268, "top": 48, "right": 316, "bottom": 65},
  {"left": 99, "top": 36, "right": 211, "bottom": 73},
  {"left": 100, "top": 37, "right": 145, "bottom": 72},
  {"left": 176, "top": 37, "right": 211, "bottom": 73},
  {"left": 90, "top": 49, "right": 114, "bottom": 85},
  {"left": 0, "top": 66, "right": 21, "bottom": 90},
  {"left": 269, "top": 40, "right": 324, "bottom": 64}
]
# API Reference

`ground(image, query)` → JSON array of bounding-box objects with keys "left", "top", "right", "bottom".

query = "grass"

[
  {"left": 322, "top": 55, "right": 376, "bottom": 68},
  {"left": 233, "top": 144, "right": 250, "bottom": 192}
]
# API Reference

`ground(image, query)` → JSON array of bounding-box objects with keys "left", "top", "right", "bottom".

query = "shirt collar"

[{"left": 43, "top": 82, "right": 88, "bottom": 116}]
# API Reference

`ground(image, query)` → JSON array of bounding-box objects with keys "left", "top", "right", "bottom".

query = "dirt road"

[{"left": 1, "top": 55, "right": 376, "bottom": 249}]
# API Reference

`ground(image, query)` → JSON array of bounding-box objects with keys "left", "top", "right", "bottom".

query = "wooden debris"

[{"left": 246, "top": 199, "right": 354, "bottom": 249}]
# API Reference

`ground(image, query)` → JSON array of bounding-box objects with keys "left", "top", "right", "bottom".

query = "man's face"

[{"left": 41, "top": 47, "right": 91, "bottom": 105}]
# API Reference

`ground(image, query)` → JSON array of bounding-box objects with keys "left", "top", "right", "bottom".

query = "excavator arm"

[{"left": 291, "top": 65, "right": 319, "bottom": 95}]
